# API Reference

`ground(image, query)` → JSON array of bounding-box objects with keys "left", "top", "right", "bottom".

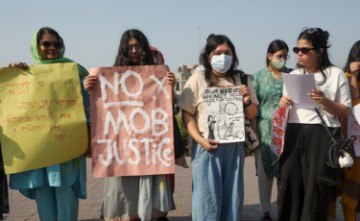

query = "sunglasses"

[
  {"left": 307, "top": 28, "right": 320, "bottom": 35},
  {"left": 126, "top": 43, "right": 142, "bottom": 51},
  {"left": 40, "top": 41, "right": 62, "bottom": 49},
  {"left": 293, "top": 47, "right": 316, "bottom": 54}
]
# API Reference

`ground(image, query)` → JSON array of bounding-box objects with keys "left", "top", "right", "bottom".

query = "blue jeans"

[{"left": 191, "top": 142, "right": 245, "bottom": 221}]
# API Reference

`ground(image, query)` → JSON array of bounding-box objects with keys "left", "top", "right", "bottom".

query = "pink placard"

[
  {"left": 89, "top": 65, "right": 174, "bottom": 177},
  {"left": 271, "top": 106, "right": 290, "bottom": 157}
]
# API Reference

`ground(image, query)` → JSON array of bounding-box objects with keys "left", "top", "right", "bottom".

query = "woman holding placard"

[
  {"left": 178, "top": 34, "right": 258, "bottom": 221},
  {"left": 85, "top": 29, "right": 176, "bottom": 221},
  {"left": 277, "top": 27, "right": 351, "bottom": 221},
  {"left": 8, "top": 27, "right": 90, "bottom": 221},
  {"left": 340, "top": 40, "right": 360, "bottom": 221}
]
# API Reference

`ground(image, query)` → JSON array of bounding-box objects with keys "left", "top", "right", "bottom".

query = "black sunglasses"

[
  {"left": 307, "top": 28, "right": 320, "bottom": 34},
  {"left": 293, "top": 47, "right": 316, "bottom": 54},
  {"left": 40, "top": 41, "right": 62, "bottom": 49},
  {"left": 126, "top": 43, "right": 142, "bottom": 51}
]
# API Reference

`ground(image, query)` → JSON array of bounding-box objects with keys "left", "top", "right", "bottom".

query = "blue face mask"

[{"left": 211, "top": 54, "right": 233, "bottom": 73}]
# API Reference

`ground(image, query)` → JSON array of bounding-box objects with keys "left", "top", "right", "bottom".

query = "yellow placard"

[{"left": 0, "top": 63, "right": 87, "bottom": 174}]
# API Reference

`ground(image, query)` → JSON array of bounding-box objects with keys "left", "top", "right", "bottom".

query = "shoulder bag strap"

[{"left": 315, "top": 108, "right": 336, "bottom": 143}]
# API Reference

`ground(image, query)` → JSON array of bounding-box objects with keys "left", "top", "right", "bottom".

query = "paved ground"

[{"left": 3, "top": 156, "right": 345, "bottom": 220}]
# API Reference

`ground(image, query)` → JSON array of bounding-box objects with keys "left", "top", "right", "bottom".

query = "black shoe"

[
  {"left": 262, "top": 212, "right": 272, "bottom": 221},
  {"left": 151, "top": 217, "right": 170, "bottom": 221}
]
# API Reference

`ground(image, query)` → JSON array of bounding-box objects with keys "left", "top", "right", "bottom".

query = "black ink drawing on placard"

[{"left": 203, "top": 87, "right": 245, "bottom": 143}]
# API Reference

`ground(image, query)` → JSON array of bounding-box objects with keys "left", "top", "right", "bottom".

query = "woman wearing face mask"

[
  {"left": 250, "top": 39, "right": 292, "bottom": 221},
  {"left": 179, "top": 34, "right": 258, "bottom": 221}
]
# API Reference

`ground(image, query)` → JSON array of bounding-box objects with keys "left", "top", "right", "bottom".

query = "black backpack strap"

[{"left": 235, "top": 70, "right": 248, "bottom": 86}]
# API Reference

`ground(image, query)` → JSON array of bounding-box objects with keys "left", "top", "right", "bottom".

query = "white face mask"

[
  {"left": 211, "top": 54, "right": 232, "bottom": 73},
  {"left": 271, "top": 59, "right": 286, "bottom": 70}
]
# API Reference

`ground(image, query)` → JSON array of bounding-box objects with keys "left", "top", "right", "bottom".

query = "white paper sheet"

[
  {"left": 353, "top": 103, "right": 360, "bottom": 125},
  {"left": 282, "top": 73, "right": 320, "bottom": 108}
]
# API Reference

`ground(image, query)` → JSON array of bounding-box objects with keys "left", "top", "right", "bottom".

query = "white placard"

[{"left": 203, "top": 86, "right": 245, "bottom": 143}]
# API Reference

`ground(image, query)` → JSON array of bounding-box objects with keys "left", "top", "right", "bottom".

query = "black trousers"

[{"left": 278, "top": 123, "right": 338, "bottom": 221}]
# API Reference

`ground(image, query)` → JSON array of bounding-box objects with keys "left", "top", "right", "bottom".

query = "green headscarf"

[{"left": 30, "top": 27, "right": 88, "bottom": 77}]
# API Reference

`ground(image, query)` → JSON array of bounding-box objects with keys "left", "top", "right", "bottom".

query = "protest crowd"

[{"left": 0, "top": 26, "right": 360, "bottom": 221}]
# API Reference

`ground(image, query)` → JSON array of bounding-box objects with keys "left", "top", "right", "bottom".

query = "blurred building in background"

[{"left": 174, "top": 64, "right": 199, "bottom": 95}]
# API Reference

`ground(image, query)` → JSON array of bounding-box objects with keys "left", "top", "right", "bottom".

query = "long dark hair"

[
  {"left": 114, "top": 29, "right": 155, "bottom": 66},
  {"left": 344, "top": 40, "right": 360, "bottom": 75},
  {"left": 296, "top": 27, "right": 332, "bottom": 83},
  {"left": 199, "top": 34, "right": 240, "bottom": 86},
  {"left": 266, "top": 39, "right": 289, "bottom": 66}
]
